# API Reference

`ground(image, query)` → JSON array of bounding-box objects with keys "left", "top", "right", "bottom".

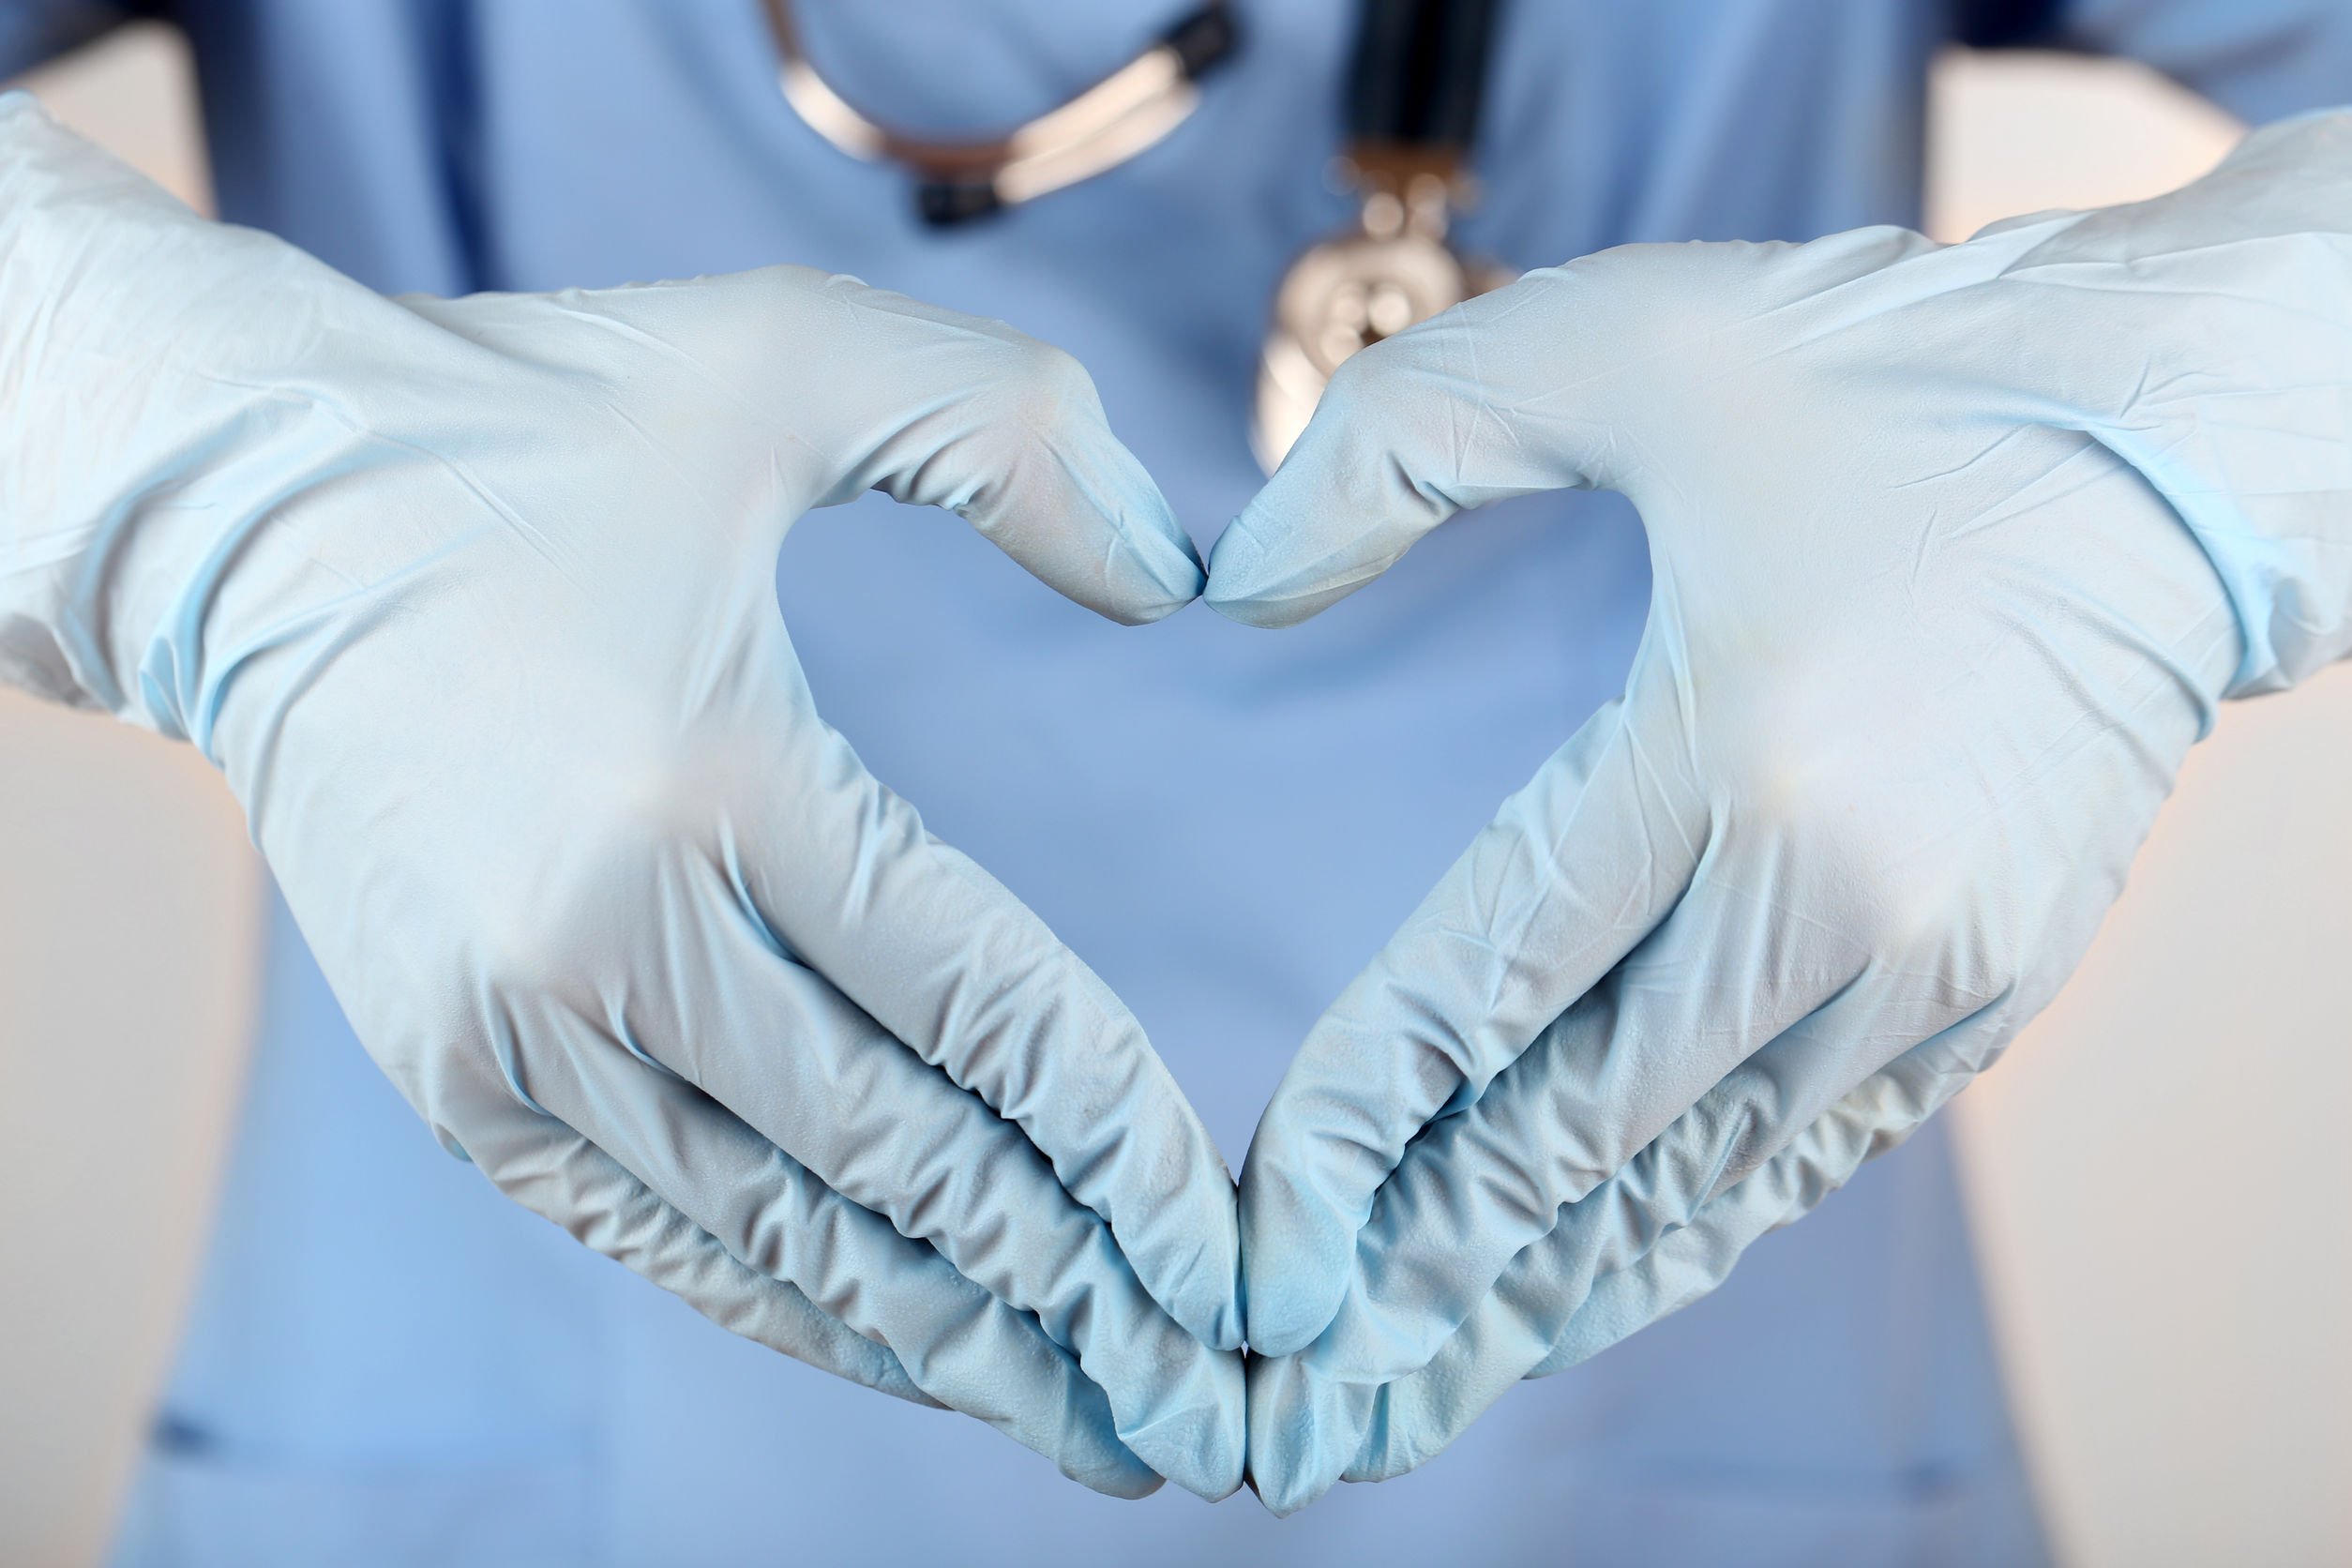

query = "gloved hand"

[
  {"left": 0, "top": 97, "right": 1244, "bottom": 1500},
  {"left": 1210, "top": 110, "right": 2352, "bottom": 1513}
]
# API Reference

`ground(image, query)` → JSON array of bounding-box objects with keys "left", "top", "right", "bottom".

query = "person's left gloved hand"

[{"left": 1209, "top": 111, "right": 2352, "bottom": 1513}]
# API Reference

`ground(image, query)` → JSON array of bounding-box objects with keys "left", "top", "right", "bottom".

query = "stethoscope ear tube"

[
  {"left": 760, "top": 0, "right": 1513, "bottom": 469},
  {"left": 763, "top": 0, "right": 1240, "bottom": 227},
  {"left": 1347, "top": 0, "right": 1500, "bottom": 155}
]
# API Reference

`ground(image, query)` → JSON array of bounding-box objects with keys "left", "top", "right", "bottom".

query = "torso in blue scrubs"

[{"left": 0, "top": 0, "right": 2318, "bottom": 1561}]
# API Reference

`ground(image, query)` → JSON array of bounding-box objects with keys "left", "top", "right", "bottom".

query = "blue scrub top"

[{"left": 0, "top": 1, "right": 2329, "bottom": 1562}]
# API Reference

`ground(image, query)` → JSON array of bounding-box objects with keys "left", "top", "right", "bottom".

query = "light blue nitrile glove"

[
  {"left": 0, "top": 97, "right": 1245, "bottom": 1500},
  {"left": 1211, "top": 111, "right": 2352, "bottom": 1514}
]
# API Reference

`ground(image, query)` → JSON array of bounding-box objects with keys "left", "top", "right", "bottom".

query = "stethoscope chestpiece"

[
  {"left": 1252, "top": 0, "right": 1513, "bottom": 471},
  {"left": 760, "top": 0, "right": 1515, "bottom": 471},
  {"left": 1253, "top": 151, "right": 1512, "bottom": 473}
]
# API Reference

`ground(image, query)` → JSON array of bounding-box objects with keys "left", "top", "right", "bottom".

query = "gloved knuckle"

[
  {"left": 468, "top": 878, "right": 593, "bottom": 1002},
  {"left": 998, "top": 335, "right": 1101, "bottom": 417},
  {"left": 1297, "top": 353, "right": 1411, "bottom": 460},
  {"left": 1711, "top": 686, "right": 1842, "bottom": 825},
  {"left": 1317, "top": 344, "right": 1390, "bottom": 412},
  {"left": 466, "top": 759, "right": 729, "bottom": 1002},
  {"left": 396, "top": 1012, "right": 539, "bottom": 1140},
  {"left": 1715, "top": 722, "right": 2028, "bottom": 987},
  {"left": 1712, "top": 728, "right": 1901, "bottom": 906}
]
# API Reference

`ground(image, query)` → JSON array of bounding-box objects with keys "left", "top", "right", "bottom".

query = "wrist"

[
  {"left": 2097, "top": 112, "right": 2352, "bottom": 698},
  {"left": 0, "top": 94, "right": 438, "bottom": 760},
  {"left": 0, "top": 94, "right": 250, "bottom": 732}
]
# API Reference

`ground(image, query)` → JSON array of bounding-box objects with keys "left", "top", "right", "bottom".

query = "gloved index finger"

[
  {"left": 740, "top": 689, "right": 1244, "bottom": 1359},
  {"left": 503, "top": 1018, "right": 1169, "bottom": 1500},
  {"left": 1206, "top": 272, "right": 1601, "bottom": 629},
  {"left": 640, "top": 887, "right": 1244, "bottom": 1498},
  {"left": 1238, "top": 692, "right": 1702, "bottom": 1356}
]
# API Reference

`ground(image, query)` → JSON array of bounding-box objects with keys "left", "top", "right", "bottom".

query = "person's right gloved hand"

[{"left": 0, "top": 96, "right": 1243, "bottom": 1500}]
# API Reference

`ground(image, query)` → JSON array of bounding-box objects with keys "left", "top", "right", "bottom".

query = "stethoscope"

[{"left": 756, "top": 0, "right": 1511, "bottom": 471}]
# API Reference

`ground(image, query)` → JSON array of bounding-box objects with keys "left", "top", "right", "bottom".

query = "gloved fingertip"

[
  {"left": 1238, "top": 1172, "right": 1350, "bottom": 1356},
  {"left": 946, "top": 392, "right": 1200, "bottom": 623},
  {"left": 1173, "top": 1269, "right": 1247, "bottom": 1356},
  {"left": 1242, "top": 1352, "right": 1347, "bottom": 1516},
  {"left": 1073, "top": 449, "right": 1206, "bottom": 626},
  {"left": 1159, "top": 1190, "right": 1247, "bottom": 1354},
  {"left": 1134, "top": 1245, "right": 1243, "bottom": 1356},
  {"left": 1103, "top": 509, "right": 1206, "bottom": 626},
  {"left": 1135, "top": 1402, "right": 1248, "bottom": 1503},
  {"left": 1192, "top": 1367, "right": 1250, "bottom": 1503},
  {"left": 1258, "top": 1479, "right": 1319, "bottom": 1517},
  {"left": 1087, "top": 1462, "right": 1168, "bottom": 1501},
  {"left": 1206, "top": 385, "right": 1443, "bottom": 626},
  {"left": 1200, "top": 512, "right": 1315, "bottom": 629},
  {"left": 1096, "top": 1334, "right": 1246, "bottom": 1502},
  {"left": 1242, "top": 1288, "right": 1341, "bottom": 1360},
  {"left": 1055, "top": 1398, "right": 1168, "bottom": 1500},
  {"left": 1090, "top": 1112, "right": 1243, "bottom": 1351},
  {"left": 1192, "top": 1463, "right": 1247, "bottom": 1504}
]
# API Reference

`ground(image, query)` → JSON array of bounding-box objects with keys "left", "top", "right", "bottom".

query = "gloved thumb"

[
  {"left": 799, "top": 274, "right": 1205, "bottom": 625},
  {"left": 415, "top": 267, "right": 1204, "bottom": 626},
  {"left": 1204, "top": 251, "right": 1731, "bottom": 628},
  {"left": 1202, "top": 269, "right": 1603, "bottom": 627}
]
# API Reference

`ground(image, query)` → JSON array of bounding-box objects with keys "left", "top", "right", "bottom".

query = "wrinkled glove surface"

[{"left": 1212, "top": 111, "right": 2352, "bottom": 1513}]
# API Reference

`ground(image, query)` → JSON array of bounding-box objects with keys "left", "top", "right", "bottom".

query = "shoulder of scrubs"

[
  {"left": 1996, "top": 0, "right": 2352, "bottom": 125},
  {"left": 0, "top": 0, "right": 137, "bottom": 77}
]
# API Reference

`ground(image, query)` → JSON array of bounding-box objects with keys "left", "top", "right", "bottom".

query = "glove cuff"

[{"left": 0, "top": 93, "right": 422, "bottom": 756}]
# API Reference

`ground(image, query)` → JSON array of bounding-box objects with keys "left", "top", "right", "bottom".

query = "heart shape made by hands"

[{"left": 13, "top": 98, "right": 2343, "bottom": 1522}]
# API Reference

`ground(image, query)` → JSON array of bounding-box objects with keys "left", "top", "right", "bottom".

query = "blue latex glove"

[
  {"left": 0, "top": 98, "right": 1244, "bottom": 1500},
  {"left": 1211, "top": 111, "right": 2352, "bottom": 1513}
]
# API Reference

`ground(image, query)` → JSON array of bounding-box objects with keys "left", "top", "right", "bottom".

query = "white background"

[{"left": 2, "top": 23, "right": 2345, "bottom": 1567}]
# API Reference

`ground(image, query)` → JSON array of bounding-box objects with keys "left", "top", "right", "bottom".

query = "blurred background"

[{"left": 2, "top": 22, "right": 2346, "bottom": 1568}]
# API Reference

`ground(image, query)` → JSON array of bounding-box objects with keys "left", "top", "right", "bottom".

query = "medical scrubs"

[{"left": 0, "top": 2, "right": 2338, "bottom": 1562}]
